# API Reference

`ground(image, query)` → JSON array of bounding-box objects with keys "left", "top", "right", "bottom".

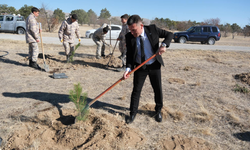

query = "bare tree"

[
  {"left": 203, "top": 18, "right": 220, "bottom": 27},
  {"left": 151, "top": 18, "right": 166, "bottom": 29},
  {"left": 142, "top": 18, "right": 150, "bottom": 26},
  {"left": 109, "top": 16, "right": 120, "bottom": 25},
  {"left": 176, "top": 21, "right": 192, "bottom": 31},
  {"left": 38, "top": 3, "right": 58, "bottom": 32},
  {"left": 97, "top": 18, "right": 109, "bottom": 26}
]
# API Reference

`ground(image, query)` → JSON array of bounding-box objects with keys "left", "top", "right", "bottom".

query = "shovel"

[
  {"left": 106, "top": 40, "right": 118, "bottom": 67},
  {"left": 39, "top": 23, "right": 49, "bottom": 72},
  {"left": 82, "top": 44, "right": 166, "bottom": 112}
]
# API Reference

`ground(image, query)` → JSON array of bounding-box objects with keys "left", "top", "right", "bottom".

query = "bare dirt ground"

[{"left": 0, "top": 27, "right": 250, "bottom": 150}]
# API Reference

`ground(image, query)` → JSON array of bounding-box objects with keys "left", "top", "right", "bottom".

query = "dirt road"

[{"left": 0, "top": 33, "right": 250, "bottom": 51}]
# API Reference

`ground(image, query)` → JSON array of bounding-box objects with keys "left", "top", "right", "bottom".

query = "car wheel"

[
  {"left": 17, "top": 28, "right": 25, "bottom": 34},
  {"left": 179, "top": 36, "right": 187, "bottom": 44},
  {"left": 89, "top": 34, "right": 93, "bottom": 38},
  {"left": 201, "top": 41, "right": 206, "bottom": 44},
  {"left": 207, "top": 37, "right": 215, "bottom": 45}
]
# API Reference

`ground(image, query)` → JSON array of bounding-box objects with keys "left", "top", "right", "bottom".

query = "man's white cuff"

[{"left": 126, "top": 68, "right": 131, "bottom": 72}]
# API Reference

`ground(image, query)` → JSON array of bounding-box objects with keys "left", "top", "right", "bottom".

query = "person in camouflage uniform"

[
  {"left": 92, "top": 23, "right": 111, "bottom": 59},
  {"left": 117, "top": 14, "right": 129, "bottom": 71},
  {"left": 58, "top": 14, "right": 81, "bottom": 62},
  {"left": 25, "top": 7, "right": 41, "bottom": 69}
]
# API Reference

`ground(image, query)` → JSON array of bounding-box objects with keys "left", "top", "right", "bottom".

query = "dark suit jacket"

[{"left": 125, "top": 24, "right": 173, "bottom": 70}]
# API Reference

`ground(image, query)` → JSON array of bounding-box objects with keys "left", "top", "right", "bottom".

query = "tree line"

[
  {"left": 0, "top": 4, "right": 114, "bottom": 32},
  {"left": 1, "top": 4, "right": 250, "bottom": 37},
  {"left": 151, "top": 17, "right": 250, "bottom": 38}
]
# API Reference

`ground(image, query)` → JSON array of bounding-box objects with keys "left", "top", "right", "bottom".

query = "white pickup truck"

[{"left": 0, "top": 14, "right": 26, "bottom": 34}]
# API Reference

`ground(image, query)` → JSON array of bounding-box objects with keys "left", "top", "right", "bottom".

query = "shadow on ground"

[
  {"left": 2, "top": 92, "right": 130, "bottom": 125},
  {"left": 233, "top": 132, "right": 250, "bottom": 142}
]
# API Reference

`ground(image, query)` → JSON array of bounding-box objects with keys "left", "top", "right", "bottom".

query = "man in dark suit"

[{"left": 123, "top": 15, "right": 173, "bottom": 124}]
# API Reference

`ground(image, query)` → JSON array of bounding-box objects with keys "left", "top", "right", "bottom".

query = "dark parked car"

[{"left": 173, "top": 25, "right": 221, "bottom": 45}]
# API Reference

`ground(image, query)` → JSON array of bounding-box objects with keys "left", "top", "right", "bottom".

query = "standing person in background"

[
  {"left": 92, "top": 23, "right": 111, "bottom": 59},
  {"left": 58, "top": 14, "right": 81, "bottom": 63},
  {"left": 117, "top": 14, "right": 129, "bottom": 72},
  {"left": 123, "top": 15, "right": 173, "bottom": 124},
  {"left": 25, "top": 7, "right": 41, "bottom": 69}
]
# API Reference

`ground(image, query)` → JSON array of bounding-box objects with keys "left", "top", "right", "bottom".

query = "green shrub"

[{"left": 233, "top": 84, "right": 249, "bottom": 94}]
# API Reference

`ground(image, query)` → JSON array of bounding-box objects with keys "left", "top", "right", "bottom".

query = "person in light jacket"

[
  {"left": 25, "top": 7, "right": 41, "bottom": 69},
  {"left": 92, "top": 23, "right": 111, "bottom": 59},
  {"left": 58, "top": 14, "right": 81, "bottom": 62}
]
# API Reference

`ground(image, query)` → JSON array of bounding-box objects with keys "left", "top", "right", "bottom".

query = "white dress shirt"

[{"left": 136, "top": 28, "right": 156, "bottom": 65}]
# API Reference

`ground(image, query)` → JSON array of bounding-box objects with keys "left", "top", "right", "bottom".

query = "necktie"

[{"left": 139, "top": 35, "right": 146, "bottom": 69}]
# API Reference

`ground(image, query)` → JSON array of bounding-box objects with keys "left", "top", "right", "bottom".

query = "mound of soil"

[
  {"left": 234, "top": 72, "right": 250, "bottom": 86},
  {"left": 4, "top": 109, "right": 145, "bottom": 150},
  {"left": 159, "top": 134, "right": 216, "bottom": 150}
]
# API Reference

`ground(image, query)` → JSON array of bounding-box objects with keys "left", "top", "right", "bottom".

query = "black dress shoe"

[
  {"left": 155, "top": 112, "right": 162, "bottom": 122},
  {"left": 126, "top": 114, "right": 136, "bottom": 124}
]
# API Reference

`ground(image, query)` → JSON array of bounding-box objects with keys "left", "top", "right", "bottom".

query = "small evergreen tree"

[
  {"left": 53, "top": 8, "right": 65, "bottom": 22},
  {"left": 71, "top": 9, "right": 88, "bottom": 25},
  {"left": 18, "top": 4, "right": 34, "bottom": 19},
  {"left": 69, "top": 83, "right": 89, "bottom": 121},
  {"left": 69, "top": 43, "right": 80, "bottom": 63},
  {"left": 99, "top": 8, "right": 111, "bottom": 19}
]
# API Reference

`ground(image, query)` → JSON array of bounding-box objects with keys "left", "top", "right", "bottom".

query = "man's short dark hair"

[
  {"left": 103, "top": 26, "right": 109, "bottom": 33},
  {"left": 71, "top": 14, "right": 78, "bottom": 20},
  {"left": 121, "top": 14, "right": 129, "bottom": 19},
  {"left": 127, "top": 15, "right": 142, "bottom": 26},
  {"left": 31, "top": 7, "right": 40, "bottom": 13}
]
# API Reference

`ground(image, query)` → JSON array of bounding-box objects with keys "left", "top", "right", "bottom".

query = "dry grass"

[{"left": 193, "top": 100, "right": 213, "bottom": 123}]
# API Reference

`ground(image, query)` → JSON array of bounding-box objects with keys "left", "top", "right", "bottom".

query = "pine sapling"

[
  {"left": 69, "top": 83, "right": 89, "bottom": 121},
  {"left": 69, "top": 43, "right": 81, "bottom": 63}
]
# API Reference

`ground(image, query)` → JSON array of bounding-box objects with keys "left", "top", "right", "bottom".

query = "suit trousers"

[{"left": 130, "top": 61, "right": 163, "bottom": 115}]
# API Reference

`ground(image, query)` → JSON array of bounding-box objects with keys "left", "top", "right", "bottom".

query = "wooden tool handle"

[{"left": 39, "top": 23, "right": 45, "bottom": 62}]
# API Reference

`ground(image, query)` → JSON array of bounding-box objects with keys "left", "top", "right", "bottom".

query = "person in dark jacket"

[{"left": 123, "top": 15, "right": 173, "bottom": 124}]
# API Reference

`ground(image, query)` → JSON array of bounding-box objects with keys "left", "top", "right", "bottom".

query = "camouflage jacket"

[
  {"left": 25, "top": 13, "right": 39, "bottom": 43},
  {"left": 92, "top": 23, "right": 110, "bottom": 44},
  {"left": 58, "top": 18, "right": 80, "bottom": 43},
  {"left": 118, "top": 23, "right": 129, "bottom": 42}
]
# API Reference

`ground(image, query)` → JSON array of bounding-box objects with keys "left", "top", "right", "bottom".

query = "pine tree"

[{"left": 69, "top": 83, "right": 89, "bottom": 121}]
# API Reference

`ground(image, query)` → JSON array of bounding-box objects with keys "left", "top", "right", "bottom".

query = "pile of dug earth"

[{"left": 234, "top": 72, "right": 250, "bottom": 86}]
